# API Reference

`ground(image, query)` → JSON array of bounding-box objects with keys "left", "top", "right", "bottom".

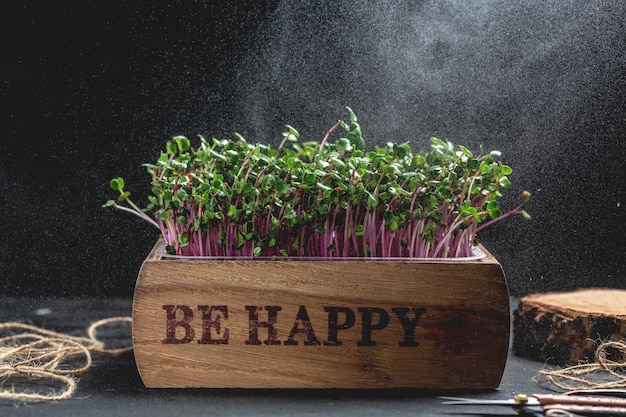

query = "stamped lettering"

[
  {"left": 161, "top": 304, "right": 426, "bottom": 347},
  {"left": 162, "top": 304, "right": 195, "bottom": 344}
]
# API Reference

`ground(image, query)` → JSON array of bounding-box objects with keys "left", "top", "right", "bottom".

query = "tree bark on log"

[{"left": 513, "top": 288, "right": 626, "bottom": 365}]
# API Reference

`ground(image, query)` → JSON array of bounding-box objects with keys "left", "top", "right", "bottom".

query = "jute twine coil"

[
  {"left": 539, "top": 340, "right": 626, "bottom": 391},
  {"left": 0, "top": 317, "right": 132, "bottom": 402}
]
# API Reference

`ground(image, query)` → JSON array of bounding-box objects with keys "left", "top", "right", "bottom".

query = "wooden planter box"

[{"left": 132, "top": 240, "right": 510, "bottom": 389}]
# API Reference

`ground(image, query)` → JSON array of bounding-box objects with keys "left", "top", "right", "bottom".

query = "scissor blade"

[{"left": 439, "top": 396, "right": 541, "bottom": 406}]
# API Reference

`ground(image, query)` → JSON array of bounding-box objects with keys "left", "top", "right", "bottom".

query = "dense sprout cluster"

[{"left": 106, "top": 109, "right": 530, "bottom": 258}]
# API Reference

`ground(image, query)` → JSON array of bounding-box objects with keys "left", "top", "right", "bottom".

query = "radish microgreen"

[{"left": 106, "top": 109, "right": 530, "bottom": 258}]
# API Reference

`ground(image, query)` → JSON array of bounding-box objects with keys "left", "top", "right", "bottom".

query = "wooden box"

[{"left": 132, "top": 240, "right": 510, "bottom": 389}]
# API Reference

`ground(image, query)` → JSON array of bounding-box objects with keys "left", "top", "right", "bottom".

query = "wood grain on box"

[{"left": 132, "top": 241, "right": 510, "bottom": 389}]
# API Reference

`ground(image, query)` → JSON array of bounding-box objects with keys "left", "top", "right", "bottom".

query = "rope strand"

[
  {"left": 539, "top": 340, "right": 626, "bottom": 391},
  {"left": 0, "top": 317, "right": 132, "bottom": 402}
]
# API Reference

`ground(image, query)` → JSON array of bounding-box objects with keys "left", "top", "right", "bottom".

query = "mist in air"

[
  {"left": 231, "top": 0, "right": 625, "bottom": 294},
  {"left": 2, "top": 1, "right": 623, "bottom": 297}
]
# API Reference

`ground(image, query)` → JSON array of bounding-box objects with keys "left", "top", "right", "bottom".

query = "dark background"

[{"left": 1, "top": 1, "right": 624, "bottom": 298}]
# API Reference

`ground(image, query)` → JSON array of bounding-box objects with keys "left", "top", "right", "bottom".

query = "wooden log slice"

[{"left": 513, "top": 288, "right": 626, "bottom": 365}]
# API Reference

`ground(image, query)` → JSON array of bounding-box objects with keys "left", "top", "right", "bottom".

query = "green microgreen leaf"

[
  {"left": 117, "top": 191, "right": 130, "bottom": 202},
  {"left": 109, "top": 177, "right": 124, "bottom": 190},
  {"left": 178, "top": 232, "right": 190, "bottom": 248}
]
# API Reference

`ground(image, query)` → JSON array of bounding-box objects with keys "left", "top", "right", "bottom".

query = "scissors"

[{"left": 440, "top": 389, "right": 626, "bottom": 416}]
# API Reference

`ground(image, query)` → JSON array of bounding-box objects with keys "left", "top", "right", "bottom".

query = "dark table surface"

[{"left": 0, "top": 297, "right": 559, "bottom": 417}]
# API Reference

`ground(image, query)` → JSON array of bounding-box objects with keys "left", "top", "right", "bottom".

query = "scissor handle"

[
  {"left": 536, "top": 393, "right": 626, "bottom": 408},
  {"left": 544, "top": 403, "right": 626, "bottom": 416}
]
